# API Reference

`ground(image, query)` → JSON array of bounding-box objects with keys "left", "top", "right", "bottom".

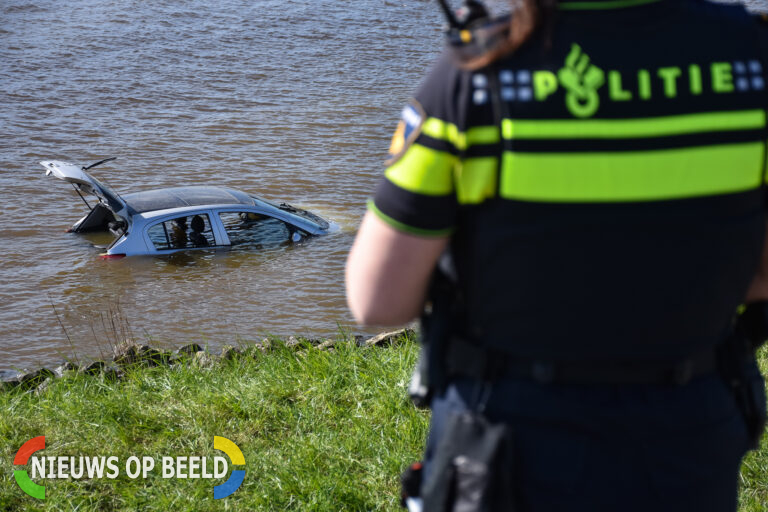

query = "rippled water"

[
  {"left": 2, "top": 0, "right": 766, "bottom": 373},
  {"left": 1, "top": 0, "right": 444, "bottom": 372}
]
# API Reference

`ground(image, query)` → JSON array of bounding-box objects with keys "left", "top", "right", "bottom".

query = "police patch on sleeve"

[{"left": 386, "top": 100, "right": 426, "bottom": 166}]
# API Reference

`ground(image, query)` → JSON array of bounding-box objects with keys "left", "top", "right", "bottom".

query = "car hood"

[{"left": 41, "top": 160, "right": 129, "bottom": 219}]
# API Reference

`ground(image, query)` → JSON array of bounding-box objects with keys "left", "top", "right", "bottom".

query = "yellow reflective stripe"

[
  {"left": 421, "top": 117, "right": 499, "bottom": 150},
  {"left": 502, "top": 110, "right": 765, "bottom": 140},
  {"left": 422, "top": 118, "right": 462, "bottom": 147},
  {"left": 385, "top": 143, "right": 456, "bottom": 195},
  {"left": 465, "top": 125, "right": 500, "bottom": 146},
  {"left": 500, "top": 142, "right": 764, "bottom": 202},
  {"left": 455, "top": 157, "right": 498, "bottom": 204}
]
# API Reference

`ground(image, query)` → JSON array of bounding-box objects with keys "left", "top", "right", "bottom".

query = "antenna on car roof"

[{"left": 83, "top": 156, "right": 117, "bottom": 171}]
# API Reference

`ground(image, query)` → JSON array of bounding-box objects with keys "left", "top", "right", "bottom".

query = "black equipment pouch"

[
  {"left": 411, "top": 261, "right": 461, "bottom": 408},
  {"left": 408, "top": 348, "right": 432, "bottom": 409},
  {"left": 718, "top": 303, "right": 768, "bottom": 450},
  {"left": 421, "top": 411, "right": 515, "bottom": 512},
  {"left": 743, "top": 357, "right": 768, "bottom": 450}
]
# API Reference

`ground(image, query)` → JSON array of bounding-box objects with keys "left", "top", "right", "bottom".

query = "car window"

[
  {"left": 218, "top": 212, "right": 291, "bottom": 250},
  {"left": 147, "top": 214, "right": 215, "bottom": 250},
  {"left": 251, "top": 196, "right": 328, "bottom": 230}
]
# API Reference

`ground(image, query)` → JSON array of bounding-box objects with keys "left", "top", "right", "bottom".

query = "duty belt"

[{"left": 444, "top": 337, "right": 718, "bottom": 386}]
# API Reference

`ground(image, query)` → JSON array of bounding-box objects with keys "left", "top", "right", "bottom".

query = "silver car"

[{"left": 43, "top": 158, "right": 333, "bottom": 258}]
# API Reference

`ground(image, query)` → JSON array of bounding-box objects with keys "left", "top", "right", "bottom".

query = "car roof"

[{"left": 122, "top": 186, "right": 254, "bottom": 214}]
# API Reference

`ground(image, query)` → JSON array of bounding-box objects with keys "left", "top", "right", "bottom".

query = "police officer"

[{"left": 346, "top": 0, "right": 768, "bottom": 510}]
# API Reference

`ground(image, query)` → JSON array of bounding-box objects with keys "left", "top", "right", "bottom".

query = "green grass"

[
  {"left": 736, "top": 348, "right": 768, "bottom": 512},
  {"left": 0, "top": 336, "right": 766, "bottom": 511},
  {"left": 0, "top": 336, "right": 428, "bottom": 511}
]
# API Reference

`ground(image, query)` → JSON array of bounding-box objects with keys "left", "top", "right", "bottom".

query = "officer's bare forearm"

[{"left": 346, "top": 211, "right": 448, "bottom": 326}]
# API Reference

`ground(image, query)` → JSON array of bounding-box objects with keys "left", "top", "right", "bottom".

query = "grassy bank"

[
  {"left": 1, "top": 335, "right": 767, "bottom": 511},
  {"left": 714, "top": 345, "right": 768, "bottom": 512},
  {"left": 0, "top": 336, "right": 427, "bottom": 511}
]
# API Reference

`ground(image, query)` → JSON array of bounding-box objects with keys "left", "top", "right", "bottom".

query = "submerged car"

[{"left": 42, "top": 158, "right": 333, "bottom": 258}]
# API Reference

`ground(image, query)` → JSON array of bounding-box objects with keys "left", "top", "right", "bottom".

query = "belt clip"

[
  {"left": 475, "top": 351, "right": 502, "bottom": 414},
  {"left": 673, "top": 359, "right": 694, "bottom": 386}
]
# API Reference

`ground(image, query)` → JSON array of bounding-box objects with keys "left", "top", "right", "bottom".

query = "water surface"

[{"left": 1, "top": 0, "right": 444, "bottom": 371}]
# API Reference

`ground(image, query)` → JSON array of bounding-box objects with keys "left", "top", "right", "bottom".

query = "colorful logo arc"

[
  {"left": 12, "top": 435, "right": 245, "bottom": 500},
  {"left": 13, "top": 436, "right": 46, "bottom": 499},
  {"left": 213, "top": 436, "right": 245, "bottom": 499}
]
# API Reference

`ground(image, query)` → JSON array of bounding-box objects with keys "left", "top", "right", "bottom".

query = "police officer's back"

[{"left": 346, "top": 0, "right": 768, "bottom": 510}]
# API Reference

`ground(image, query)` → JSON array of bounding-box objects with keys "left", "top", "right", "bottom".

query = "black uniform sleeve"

[{"left": 369, "top": 52, "right": 467, "bottom": 236}]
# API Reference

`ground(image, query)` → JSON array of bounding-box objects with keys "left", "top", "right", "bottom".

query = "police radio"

[
  {"left": 437, "top": 0, "right": 490, "bottom": 33},
  {"left": 437, "top": 0, "right": 511, "bottom": 63}
]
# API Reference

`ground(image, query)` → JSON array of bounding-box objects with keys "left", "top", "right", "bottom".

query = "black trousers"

[{"left": 423, "top": 367, "right": 761, "bottom": 512}]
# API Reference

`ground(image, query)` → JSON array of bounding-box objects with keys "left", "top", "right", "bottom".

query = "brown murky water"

[
  {"left": 2, "top": 0, "right": 767, "bottom": 374},
  {"left": 1, "top": 0, "right": 446, "bottom": 372}
]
